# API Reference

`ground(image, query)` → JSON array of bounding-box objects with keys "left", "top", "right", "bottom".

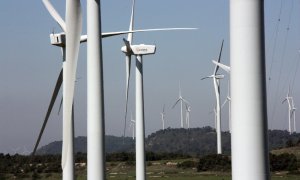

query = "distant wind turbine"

[
  {"left": 221, "top": 80, "right": 231, "bottom": 133},
  {"left": 291, "top": 97, "right": 297, "bottom": 133},
  {"left": 161, "top": 105, "right": 166, "bottom": 130},
  {"left": 129, "top": 113, "right": 135, "bottom": 140},
  {"left": 172, "top": 82, "right": 190, "bottom": 128},
  {"left": 185, "top": 105, "right": 191, "bottom": 129},
  {"left": 282, "top": 87, "right": 293, "bottom": 134},
  {"left": 212, "top": 60, "right": 231, "bottom": 133},
  {"left": 201, "top": 40, "right": 225, "bottom": 154}
]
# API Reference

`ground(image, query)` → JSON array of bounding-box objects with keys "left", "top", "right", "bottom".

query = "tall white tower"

[{"left": 230, "top": 0, "right": 270, "bottom": 179}]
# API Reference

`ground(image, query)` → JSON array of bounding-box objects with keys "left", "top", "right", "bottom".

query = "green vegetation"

[
  {"left": 197, "top": 154, "right": 231, "bottom": 172},
  {"left": 37, "top": 128, "right": 300, "bottom": 156},
  {"left": 1, "top": 129, "right": 300, "bottom": 179},
  {"left": 0, "top": 151, "right": 299, "bottom": 179}
]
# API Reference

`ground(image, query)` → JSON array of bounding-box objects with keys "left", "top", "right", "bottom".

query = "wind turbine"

[
  {"left": 122, "top": 38, "right": 156, "bottom": 180},
  {"left": 221, "top": 80, "right": 231, "bottom": 133},
  {"left": 208, "top": 106, "right": 217, "bottom": 129},
  {"left": 172, "top": 82, "right": 190, "bottom": 128},
  {"left": 32, "top": 1, "right": 82, "bottom": 179},
  {"left": 129, "top": 113, "right": 136, "bottom": 140},
  {"left": 185, "top": 105, "right": 191, "bottom": 129},
  {"left": 201, "top": 40, "right": 224, "bottom": 154},
  {"left": 291, "top": 97, "right": 297, "bottom": 133},
  {"left": 282, "top": 87, "right": 293, "bottom": 134},
  {"left": 119, "top": 1, "right": 196, "bottom": 179},
  {"left": 121, "top": 0, "right": 197, "bottom": 138},
  {"left": 161, "top": 104, "right": 166, "bottom": 130},
  {"left": 212, "top": 60, "right": 231, "bottom": 133}
]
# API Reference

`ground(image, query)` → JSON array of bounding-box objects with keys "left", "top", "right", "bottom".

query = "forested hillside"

[{"left": 36, "top": 127, "right": 300, "bottom": 155}]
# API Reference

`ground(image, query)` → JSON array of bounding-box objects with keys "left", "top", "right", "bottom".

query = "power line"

[
  {"left": 270, "top": 0, "right": 294, "bottom": 122},
  {"left": 267, "top": 0, "right": 284, "bottom": 128}
]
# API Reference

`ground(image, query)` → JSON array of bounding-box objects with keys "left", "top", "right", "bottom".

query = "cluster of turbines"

[
  {"left": 29, "top": 0, "right": 297, "bottom": 180},
  {"left": 32, "top": 0, "right": 195, "bottom": 180},
  {"left": 132, "top": 81, "right": 193, "bottom": 138}
]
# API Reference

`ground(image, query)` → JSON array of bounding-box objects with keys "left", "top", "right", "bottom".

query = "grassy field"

[{"left": 1, "top": 160, "right": 300, "bottom": 179}]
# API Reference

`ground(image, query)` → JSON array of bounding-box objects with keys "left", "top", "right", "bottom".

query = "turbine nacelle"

[
  {"left": 50, "top": 33, "right": 65, "bottom": 47},
  {"left": 215, "top": 74, "right": 225, "bottom": 79},
  {"left": 121, "top": 44, "right": 156, "bottom": 55},
  {"left": 202, "top": 74, "right": 225, "bottom": 80}
]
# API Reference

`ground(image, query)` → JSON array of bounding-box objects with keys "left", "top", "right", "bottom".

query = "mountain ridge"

[{"left": 36, "top": 127, "right": 300, "bottom": 156}]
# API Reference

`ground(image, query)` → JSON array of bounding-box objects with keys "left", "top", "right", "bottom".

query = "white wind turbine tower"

[
  {"left": 291, "top": 97, "right": 297, "bottom": 133},
  {"left": 172, "top": 82, "right": 190, "bottom": 128},
  {"left": 213, "top": 60, "right": 231, "bottom": 133},
  {"left": 213, "top": 107, "right": 217, "bottom": 129},
  {"left": 201, "top": 40, "right": 225, "bottom": 154},
  {"left": 185, "top": 105, "right": 191, "bottom": 129},
  {"left": 282, "top": 87, "right": 293, "bottom": 134},
  {"left": 161, "top": 104, "right": 166, "bottom": 130},
  {"left": 230, "top": 0, "right": 270, "bottom": 178}
]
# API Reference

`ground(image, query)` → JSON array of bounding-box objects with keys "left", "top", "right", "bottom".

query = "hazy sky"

[{"left": 0, "top": 0, "right": 299, "bottom": 154}]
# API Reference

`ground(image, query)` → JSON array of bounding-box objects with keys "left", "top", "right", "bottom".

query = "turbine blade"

[
  {"left": 58, "top": 97, "right": 63, "bottom": 115},
  {"left": 123, "top": 55, "right": 132, "bottom": 139},
  {"left": 163, "top": 104, "right": 165, "bottom": 113},
  {"left": 127, "top": 0, "right": 135, "bottom": 43},
  {"left": 172, "top": 99, "right": 181, "bottom": 109},
  {"left": 282, "top": 98, "right": 287, "bottom": 104},
  {"left": 182, "top": 98, "right": 190, "bottom": 105},
  {"left": 42, "top": 0, "right": 66, "bottom": 32},
  {"left": 185, "top": 104, "right": 188, "bottom": 110},
  {"left": 201, "top": 76, "right": 211, "bottom": 80},
  {"left": 221, "top": 99, "right": 228, "bottom": 109},
  {"left": 80, "top": 28, "right": 198, "bottom": 43},
  {"left": 212, "top": 60, "right": 230, "bottom": 73},
  {"left": 31, "top": 69, "right": 63, "bottom": 156},
  {"left": 123, "top": 38, "right": 133, "bottom": 53},
  {"left": 62, "top": 0, "right": 82, "bottom": 169},
  {"left": 214, "top": 40, "right": 224, "bottom": 75}
]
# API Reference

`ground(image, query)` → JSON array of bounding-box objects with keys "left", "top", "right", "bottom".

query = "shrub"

[
  {"left": 177, "top": 160, "right": 197, "bottom": 169},
  {"left": 197, "top": 154, "right": 231, "bottom": 172},
  {"left": 270, "top": 153, "right": 298, "bottom": 171}
]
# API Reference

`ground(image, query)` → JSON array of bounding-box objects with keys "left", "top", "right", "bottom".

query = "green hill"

[{"left": 36, "top": 127, "right": 300, "bottom": 156}]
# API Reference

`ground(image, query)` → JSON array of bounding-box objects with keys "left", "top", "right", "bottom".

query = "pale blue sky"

[{"left": 0, "top": 0, "right": 299, "bottom": 154}]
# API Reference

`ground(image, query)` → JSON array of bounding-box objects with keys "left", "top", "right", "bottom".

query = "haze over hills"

[{"left": 36, "top": 127, "right": 300, "bottom": 156}]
